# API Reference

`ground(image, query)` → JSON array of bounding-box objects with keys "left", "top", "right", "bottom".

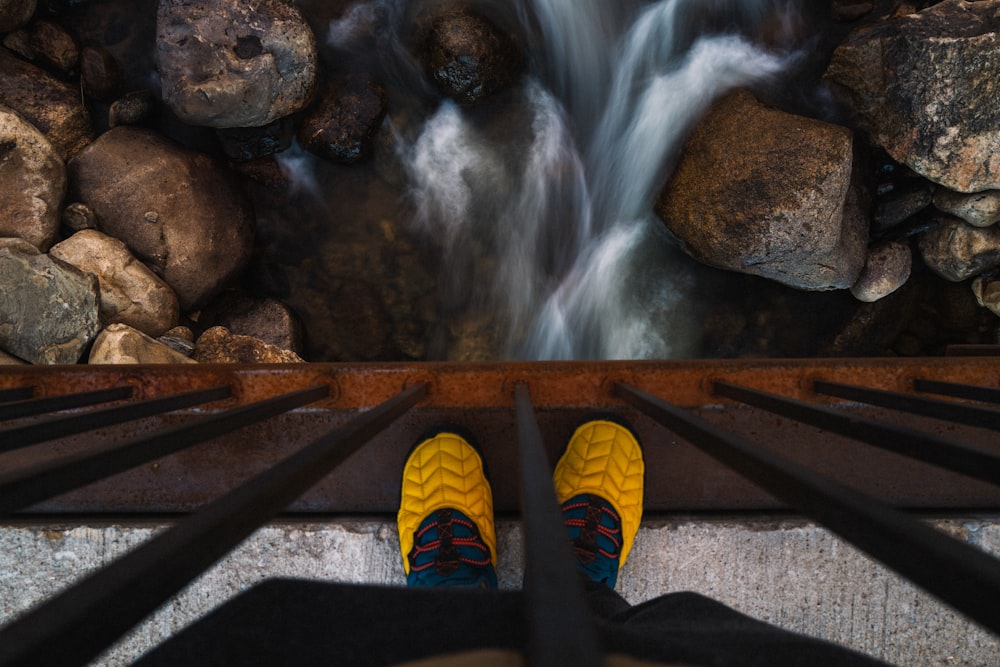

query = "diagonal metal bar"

[
  {"left": 712, "top": 380, "right": 1000, "bottom": 486},
  {"left": 0, "top": 386, "right": 35, "bottom": 405},
  {"left": 0, "top": 385, "right": 326, "bottom": 515},
  {"left": 514, "top": 383, "right": 602, "bottom": 667},
  {"left": 813, "top": 379, "right": 1000, "bottom": 432},
  {"left": 0, "top": 382, "right": 427, "bottom": 667},
  {"left": 615, "top": 381, "right": 1000, "bottom": 637},
  {"left": 912, "top": 378, "right": 1000, "bottom": 405},
  {"left": 0, "top": 386, "right": 134, "bottom": 422},
  {"left": 0, "top": 385, "right": 233, "bottom": 452}
]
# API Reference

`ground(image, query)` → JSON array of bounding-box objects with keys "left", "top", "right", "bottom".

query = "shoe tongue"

[
  {"left": 434, "top": 508, "right": 460, "bottom": 576},
  {"left": 573, "top": 497, "right": 605, "bottom": 564}
]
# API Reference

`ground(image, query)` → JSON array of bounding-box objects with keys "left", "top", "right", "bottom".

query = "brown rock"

[
  {"left": 108, "top": 90, "right": 155, "bottom": 128},
  {"left": 933, "top": 188, "right": 1000, "bottom": 228},
  {"left": 50, "top": 229, "right": 180, "bottom": 336},
  {"left": 298, "top": 74, "right": 387, "bottom": 163},
  {"left": 825, "top": 1, "right": 1000, "bottom": 193},
  {"left": 80, "top": 46, "right": 120, "bottom": 101},
  {"left": 28, "top": 18, "right": 79, "bottom": 75},
  {"left": 918, "top": 215, "right": 1000, "bottom": 281},
  {"left": 198, "top": 291, "right": 304, "bottom": 355},
  {"left": 851, "top": 240, "right": 912, "bottom": 302},
  {"left": 972, "top": 274, "right": 1000, "bottom": 317},
  {"left": 155, "top": 0, "right": 318, "bottom": 128},
  {"left": 0, "top": 104, "right": 66, "bottom": 251},
  {"left": 0, "top": 0, "right": 35, "bottom": 33},
  {"left": 830, "top": 0, "right": 873, "bottom": 21},
  {"left": 0, "top": 46, "right": 93, "bottom": 160},
  {"left": 422, "top": 7, "right": 523, "bottom": 105},
  {"left": 656, "top": 89, "right": 868, "bottom": 290},
  {"left": 194, "top": 326, "right": 304, "bottom": 363},
  {"left": 67, "top": 126, "right": 255, "bottom": 310},
  {"left": 89, "top": 323, "right": 196, "bottom": 364}
]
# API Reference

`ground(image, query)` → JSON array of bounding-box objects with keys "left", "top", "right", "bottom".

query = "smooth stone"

[
  {"left": 88, "top": 323, "right": 196, "bottom": 364},
  {"left": 0, "top": 237, "right": 100, "bottom": 364},
  {"left": 0, "top": 0, "right": 35, "bottom": 33},
  {"left": 933, "top": 188, "right": 1000, "bottom": 228},
  {"left": 28, "top": 18, "right": 79, "bottom": 75},
  {"left": 0, "top": 104, "right": 66, "bottom": 251},
  {"left": 918, "top": 215, "right": 1000, "bottom": 282},
  {"left": 49, "top": 229, "right": 180, "bottom": 337},
  {"left": 80, "top": 45, "right": 120, "bottom": 101},
  {"left": 850, "top": 240, "right": 912, "bottom": 302},
  {"left": 297, "top": 74, "right": 387, "bottom": 163}
]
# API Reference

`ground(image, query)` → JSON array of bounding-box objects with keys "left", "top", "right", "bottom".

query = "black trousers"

[{"left": 137, "top": 578, "right": 892, "bottom": 666}]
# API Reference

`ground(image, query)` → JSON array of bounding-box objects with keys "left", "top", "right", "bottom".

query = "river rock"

[
  {"left": 825, "top": 0, "right": 1000, "bottom": 193},
  {"left": 50, "top": 230, "right": 180, "bottom": 336},
  {"left": 194, "top": 325, "right": 304, "bottom": 363},
  {"left": 28, "top": 18, "right": 79, "bottom": 75},
  {"left": 298, "top": 74, "right": 387, "bottom": 163},
  {"left": 872, "top": 183, "right": 933, "bottom": 237},
  {"left": 198, "top": 291, "right": 304, "bottom": 355},
  {"left": 918, "top": 215, "right": 1000, "bottom": 281},
  {"left": 0, "top": 348, "right": 27, "bottom": 364},
  {"left": 0, "top": 237, "right": 100, "bottom": 364},
  {"left": 0, "top": 104, "right": 66, "bottom": 251},
  {"left": 933, "top": 188, "right": 1000, "bottom": 228},
  {"left": 850, "top": 240, "right": 912, "bottom": 302},
  {"left": 215, "top": 117, "right": 294, "bottom": 162},
  {"left": 655, "top": 89, "right": 868, "bottom": 291},
  {"left": 67, "top": 126, "right": 255, "bottom": 310},
  {"left": 108, "top": 90, "right": 155, "bottom": 128},
  {"left": 80, "top": 46, "right": 120, "bottom": 101},
  {"left": 421, "top": 7, "right": 524, "bottom": 105},
  {"left": 972, "top": 273, "right": 1000, "bottom": 317},
  {"left": 0, "top": 46, "right": 93, "bottom": 160},
  {"left": 155, "top": 0, "right": 318, "bottom": 128},
  {"left": 0, "top": 0, "right": 35, "bottom": 33},
  {"left": 89, "top": 323, "right": 196, "bottom": 364}
]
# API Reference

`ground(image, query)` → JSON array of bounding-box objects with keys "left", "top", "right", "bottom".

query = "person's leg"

[{"left": 397, "top": 431, "right": 498, "bottom": 588}]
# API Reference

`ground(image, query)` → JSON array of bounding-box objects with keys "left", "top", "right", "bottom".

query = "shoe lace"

[
  {"left": 562, "top": 496, "right": 622, "bottom": 563},
  {"left": 409, "top": 508, "right": 492, "bottom": 576}
]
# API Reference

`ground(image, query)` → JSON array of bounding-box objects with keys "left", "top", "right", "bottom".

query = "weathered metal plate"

[{"left": 1, "top": 359, "right": 999, "bottom": 514}]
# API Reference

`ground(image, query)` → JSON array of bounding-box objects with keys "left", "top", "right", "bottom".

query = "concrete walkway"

[{"left": 2, "top": 515, "right": 999, "bottom": 666}]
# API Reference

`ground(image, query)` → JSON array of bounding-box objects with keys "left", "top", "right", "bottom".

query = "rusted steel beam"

[{"left": 1, "top": 359, "right": 999, "bottom": 514}]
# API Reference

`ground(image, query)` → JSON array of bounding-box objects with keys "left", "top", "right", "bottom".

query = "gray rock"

[
  {"left": 0, "top": 104, "right": 66, "bottom": 251},
  {"left": 194, "top": 325, "right": 304, "bottom": 363},
  {"left": 67, "top": 126, "right": 255, "bottom": 310},
  {"left": 198, "top": 291, "right": 304, "bottom": 355},
  {"left": 0, "top": 237, "right": 100, "bottom": 364},
  {"left": 0, "top": 46, "right": 94, "bottom": 160},
  {"left": 88, "top": 323, "right": 196, "bottom": 364},
  {"left": 50, "top": 230, "right": 180, "bottom": 337},
  {"left": 421, "top": 7, "right": 524, "bottom": 105},
  {"left": 851, "top": 240, "right": 912, "bottom": 302},
  {"left": 155, "top": 0, "right": 318, "bottom": 128},
  {"left": 934, "top": 188, "right": 1000, "bottom": 228},
  {"left": 0, "top": 0, "right": 35, "bottom": 33},
  {"left": 825, "top": 1, "right": 1000, "bottom": 193},
  {"left": 918, "top": 215, "right": 1000, "bottom": 282},
  {"left": 655, "top": 89, "right": 868, "bottom": 291}
]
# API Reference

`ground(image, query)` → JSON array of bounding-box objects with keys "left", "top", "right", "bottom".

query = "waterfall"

[{"left": 352, "top": 0, "right": 801, "bottom": 359}]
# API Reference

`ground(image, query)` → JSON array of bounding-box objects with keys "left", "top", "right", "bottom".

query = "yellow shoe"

[
  {"left": 398, "top": 432, "right": 497, "bottom": 587},
  {"left": 552, "top": 419, "right": 644, "bottom": 586}
]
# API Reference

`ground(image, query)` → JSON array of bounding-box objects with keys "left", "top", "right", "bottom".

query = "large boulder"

[
  {"left": 155, "top": 0, "right": 318, "bottom": 128},
  {"left": 655, "top": 89, "right": 868, "bottom": 291},
  {"left": 825, "top": 0, "right": 1000, "bottom": 193},
  {"left": 0, "top": 105, "right": 66, "bottom": 251},
  {"left": 50, "top": 230, "right": 180, "bottom": 337},
  {"left": 0, "top": 237, "right": 100, "bottom": 364},
  {"left": 0, "top": 46, "right": 94, "bottom": 160},
  {"left": 421, "top": 7, "right": 524, "bottom": 105},
  {"left": 67, "top": 126, "right": 255, "bottom": 310}
]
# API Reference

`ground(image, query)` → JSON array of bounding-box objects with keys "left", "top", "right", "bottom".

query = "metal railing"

[{"left": 0, "top": 359, "right": 999, "bottom": 665}]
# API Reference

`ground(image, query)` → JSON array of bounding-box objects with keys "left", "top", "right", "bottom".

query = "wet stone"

[
  {"left": 80, "top": 46, "right": 120, "bottom": 101},
  {"left": 0, "top": 237, "right": 100, "bottom": 364},
  {"left": 215, "top": 116, "right": 294, "bottom": 162},
  {"left": 298, "top": 74, "right": 387, "bottom": 164},
  {"left": 872, "top": 183, "right": 933, "bottom": 236},
  {"left": 89, "top": 323, "right": 196, "bottom": 364},
  {"left": 0, "top": 104, "right": 67, "bottom": 251}
]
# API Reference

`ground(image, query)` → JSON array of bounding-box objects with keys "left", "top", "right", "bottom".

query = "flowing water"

[{"left": 368, "top": 0, "right": 802, "bottom": 359}]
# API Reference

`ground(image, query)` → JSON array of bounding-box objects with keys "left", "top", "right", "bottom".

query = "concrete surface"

[{"left": 2, "top": 515, "right": 999, "bottom": 666}]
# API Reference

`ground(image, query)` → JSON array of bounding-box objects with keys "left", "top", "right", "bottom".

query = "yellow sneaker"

[
  {"left": 398, "top": 432, "right": 497, "bottom": 587},
  {"left": 552, "top": 419, "right": 644, "bottom": 587}
]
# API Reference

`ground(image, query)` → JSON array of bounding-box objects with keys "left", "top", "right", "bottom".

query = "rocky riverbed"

[{"left": 1, "top": 0, "right": 1000, "bottom": 364}]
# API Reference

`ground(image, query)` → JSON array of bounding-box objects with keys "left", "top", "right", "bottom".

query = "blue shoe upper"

[
  {"left": 561, "top": 494, "right": 624, "bottom": 588},
  {"left": 406, "top": 508, "right": 498, "bottom": 589}
]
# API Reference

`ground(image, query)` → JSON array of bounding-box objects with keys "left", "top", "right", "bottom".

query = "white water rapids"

[{"left": 329, "top": 0, "right": 801, "bottom": 360}]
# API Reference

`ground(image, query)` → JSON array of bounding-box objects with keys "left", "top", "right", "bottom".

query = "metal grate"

[{"left": 1, "top": 358, "right": 999, "bottom": 665}]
